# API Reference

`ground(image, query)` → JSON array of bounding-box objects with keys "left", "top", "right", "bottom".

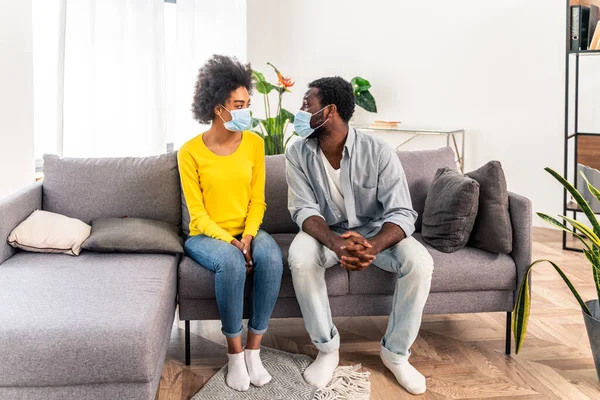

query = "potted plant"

[
  {"left": 351, "top": 76, "right": 377, "bottom": 113},
  {"left": 513, "top": 168, "right": 600, "bottom": 380},
  {"left": 251, "top": 63, "right": 295, "bottom": 155}
]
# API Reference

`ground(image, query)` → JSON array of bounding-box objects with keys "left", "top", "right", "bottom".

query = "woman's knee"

[
  {"left": 215, "top": 248, "right": 246, "bottom": 277},
  {"left": 252, "top": 231, "right": 284, "bottom": 273}
]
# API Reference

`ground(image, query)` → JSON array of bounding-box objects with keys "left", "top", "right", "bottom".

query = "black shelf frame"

[{"left": 562, "top": 1, "right": 600, "bottom": 252}]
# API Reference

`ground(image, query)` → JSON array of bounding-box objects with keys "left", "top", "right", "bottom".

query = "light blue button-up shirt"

[{"left": 285, "top": 128, "right": 417, "bottom": 238}]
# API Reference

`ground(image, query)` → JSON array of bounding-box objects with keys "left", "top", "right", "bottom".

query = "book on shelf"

[
  {"left": 589, "top": 5, "right": 600, "bottom": 49},
  {"left": 571, "top": 5, "right": 591, "bottom": 51},
  {"left": 591, "top": 21, "right": 600, "bottom": 50},
  {"left": 369, "top": 120, "right": 401, "bottom": 129}
]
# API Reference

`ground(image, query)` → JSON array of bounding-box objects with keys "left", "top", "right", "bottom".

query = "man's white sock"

[
  {"left": 226, "top": 352, "right": 250, "bottom": 392},
  {"left": 303, "top": 350, "right": 339, "bottom": 388},
  {"left": 381, "top": 352, "right": 426, "bottom": 395},
  {"left": 244, "top": 348, "right": 272, "bottom": 387}
]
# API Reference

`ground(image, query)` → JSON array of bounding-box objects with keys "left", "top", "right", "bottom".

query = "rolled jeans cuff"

[
  {"left": 312, "top": 326, "right": 340, "bottom": 353},
  {"left": 248, "top": 325, "right": 268, "bottom": 335},
  {"left": 222, "top": 326, "right": 243, "bottom": 339},
  {"left": 380, "top": 341, "right": 410, "bottom": 365}
]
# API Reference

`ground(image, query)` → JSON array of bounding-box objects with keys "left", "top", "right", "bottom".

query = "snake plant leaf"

[
  {"left": 545, "top": 168, "right": 600, "bottom": 235},
  {"left": 537, "top": 213, "right": 591, "bottom": 251},
  {"left": 579, "top": 170, "right": 600, "bottom": 205},
  {"left": 514, "top": 259, "right": 591, "bottom": 354},
  {"left": 559, "top": 215, "right": 600, "bottom": 247}
]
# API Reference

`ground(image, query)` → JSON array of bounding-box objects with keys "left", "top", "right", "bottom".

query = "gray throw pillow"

[
  {"left": 422, "top": 168, "right": 480, "bottom": 253},
  {"left": 466, "top": 161, "right": 512, "bottom": 254},
  {"left": 83, "top": 217, "right": 183, "bottom": 254}
]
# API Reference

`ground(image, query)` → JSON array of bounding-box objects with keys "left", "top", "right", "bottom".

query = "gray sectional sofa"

[
  {"left": 179, "top": 147, "right": 532, "bottom": 363},
  {"left": 0, "top": 153, "right": 181, "bottom": 400},
  {"left": 0, "top": 146, "right": 531, "bottom": 399}
]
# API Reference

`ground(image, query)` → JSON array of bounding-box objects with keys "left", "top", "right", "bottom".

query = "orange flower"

[{"left": 276, "top": 70, "right": 295, "bottom": 91}]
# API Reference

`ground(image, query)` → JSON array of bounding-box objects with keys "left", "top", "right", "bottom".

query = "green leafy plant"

[
  {"left": 513, "top": 168, "right": 600, "bottom": 353},
  {"left": 251, "top": 63, "right": 296, "bottom": 155},
  {"left": 351, "top": 76, "right": 377, "bottom": 113}
]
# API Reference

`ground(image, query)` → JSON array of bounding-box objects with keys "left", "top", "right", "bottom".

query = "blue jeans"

[
  {"left": 288, "top": 231, "right": 433, "bottom": 364},
  {"left": 184, "top": 230, "right": 283, "bottom": 338}
]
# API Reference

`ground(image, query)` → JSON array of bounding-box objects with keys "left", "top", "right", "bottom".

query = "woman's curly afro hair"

[{"left": 192, "top": 55, "right": 254, "bottom": 124}]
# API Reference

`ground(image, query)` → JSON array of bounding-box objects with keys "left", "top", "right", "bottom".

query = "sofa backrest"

[
  {"left": 42, "top": 153, "right": 181, "bottom": 227},
  {"left": 261, "top": 155, "right": 299, "bottom": 234},
  {"left": 261, "top": 147, "right": 457, "bottom": 234}
]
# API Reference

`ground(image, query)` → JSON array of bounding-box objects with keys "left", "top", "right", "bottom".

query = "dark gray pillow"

[
  {"left": 83, "top": 217, "right": 183, "bottom": 254},
  {"left": 422, "top": 168, "right": 480, "bottom": 253},
  {"left": 466, "top": 161, "right": 512, "bottom": 254}
]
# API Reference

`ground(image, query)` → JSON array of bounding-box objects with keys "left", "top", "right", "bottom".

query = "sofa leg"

[
  {"left": 185, "top": 320, "right": 191, "bottom": 366},
  {"left": 505, "top": 312, "right": 511, "bottom": 355}
]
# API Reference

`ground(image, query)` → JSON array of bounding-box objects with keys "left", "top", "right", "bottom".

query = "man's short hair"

[{"left": 308, "top": 77, "right": 355, "bottom": 122}]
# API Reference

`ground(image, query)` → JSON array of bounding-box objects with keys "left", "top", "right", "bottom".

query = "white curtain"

[
  {"left": 62, "top": 0, "right": 166, "bottom": 157},
  {"left": 172, "top": 0, "right": 247, "bottom": 148}
]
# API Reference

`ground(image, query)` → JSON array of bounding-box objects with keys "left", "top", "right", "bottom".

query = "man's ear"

[{"left": 326, "top": 104, "right": 337, "bottom": 119}]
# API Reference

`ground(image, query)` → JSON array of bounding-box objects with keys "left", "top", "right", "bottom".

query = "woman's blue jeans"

[{"left": 184, "top": 230, "right": 283, "bottom": 338}]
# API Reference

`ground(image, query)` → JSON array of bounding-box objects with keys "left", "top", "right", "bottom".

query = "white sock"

[
  {"left": 226, "top": 352, "right": 250, "bottom": 392},
  {"left": 303, "top": 350, "right": 339, "bottom": 388},
  {"left": 244, "top": 348, "right": 272, "bottom": 387},
  {"left": 381, "top": 352, "right": 426, "bottom": 395}
]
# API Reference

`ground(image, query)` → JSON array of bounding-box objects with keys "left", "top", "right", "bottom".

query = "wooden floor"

[{"left": 157, "top": 228, "right": 600, "bottom": 399}]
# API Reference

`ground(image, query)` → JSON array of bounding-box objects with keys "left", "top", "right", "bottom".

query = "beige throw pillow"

[{"left": 7, "top": 210, "right": 91, "bottom": 256}]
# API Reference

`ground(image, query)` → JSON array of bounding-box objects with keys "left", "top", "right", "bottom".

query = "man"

[{"left": 286, "top": 77, "right": 434, "bottom": 395}]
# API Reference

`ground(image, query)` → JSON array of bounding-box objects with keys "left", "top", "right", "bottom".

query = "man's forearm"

[
  {"left": 302, "top": 216, "right": 340, "bottom": 250},
  {"left": 369, "top": 222, "right": 406, "bottom": 254}
]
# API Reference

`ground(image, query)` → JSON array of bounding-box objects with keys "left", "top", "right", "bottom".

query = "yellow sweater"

[{"left": 178, "top": 131, "right": 266, "bottom": 243}]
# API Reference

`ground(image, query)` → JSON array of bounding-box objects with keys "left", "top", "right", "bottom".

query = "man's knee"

[
  {"left": 393, "top": 238, "right": 434, "bottom": 280},
  {"left": 288, "top": 231, "right": 323, "bottom": 270}
]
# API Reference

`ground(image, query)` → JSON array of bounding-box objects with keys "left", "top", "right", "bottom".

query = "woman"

[{"left": 178, "top": 55, "right": 283, "bottom": 392}]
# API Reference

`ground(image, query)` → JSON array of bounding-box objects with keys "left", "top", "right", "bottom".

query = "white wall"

[
  {"left": 248, "top": 0, "right": 568, "bottom": 226},
  {"left": 0, "top": 0, "right": 35, "bottom": 198}
]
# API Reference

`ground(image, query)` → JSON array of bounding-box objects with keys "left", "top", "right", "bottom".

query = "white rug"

[{"left": 191, "top": 347, "right": 370, "bottom": 400}]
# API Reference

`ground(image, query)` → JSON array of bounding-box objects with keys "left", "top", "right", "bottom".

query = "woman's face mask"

[{"left": 218, "top": 105, "right": 252, "bottom": 132}]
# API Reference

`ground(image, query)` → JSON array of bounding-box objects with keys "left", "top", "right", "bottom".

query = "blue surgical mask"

[
  {"left": 293, "top": 106, "right": 330, "bottom": 138},
  {"left": 219, "top": 105, "right": 252, "bottom": 132}
]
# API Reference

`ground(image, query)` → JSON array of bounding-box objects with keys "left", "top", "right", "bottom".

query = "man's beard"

[{"left": 307, "top": 117, "right": 329, "bottom": 139}]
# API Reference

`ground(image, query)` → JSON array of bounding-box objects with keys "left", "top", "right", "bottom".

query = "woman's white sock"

[
  {"left": 226, "top": 352, "right": 250, "bottom": 392},
  {"left": 244, "top": 348, "right": 272, "bottom": 387}
]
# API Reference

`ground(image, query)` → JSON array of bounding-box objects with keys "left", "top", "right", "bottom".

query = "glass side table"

[{"left": 351, "top": 125, "right": 465, "bottom": 173}]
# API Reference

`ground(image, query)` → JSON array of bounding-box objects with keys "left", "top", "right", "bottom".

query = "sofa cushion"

[
  {"left": 397, "top": 147, "right": 457, "bottom": 232},
  {"left": 179, "top": 233, "right": 349, "bottom": 299},
  {"left": 466, "top": 161, "right": 513, "bottom": 254},
  {"left": 421, "top": 168, "right": 480, "bottom": 253},
  {"left": 0, "top": 252, "right": 177, "bottom": 387},
  {"left": 348, "top": 233, "right": 516, "bottom": 295},
  {"left": 8, "top": 210, "right": 91, "bottom": 256},
  {"left": 43, "top": 152, "right": 181, "bottom": 227},
  {"left": 83, "top": 217, "right": 183, "bottom": 254}
]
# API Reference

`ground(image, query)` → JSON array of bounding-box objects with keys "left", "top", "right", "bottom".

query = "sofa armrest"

[
  {"left": 0, "top": 181, "right": 43, "bottom": 264},
  {"left": 508, "top": 191, "right": 532, "bottom": 300}
]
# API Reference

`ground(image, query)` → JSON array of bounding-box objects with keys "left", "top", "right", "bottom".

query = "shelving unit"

[{"left": 563, "top": 1, "right": 600, "bottom": 251}]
